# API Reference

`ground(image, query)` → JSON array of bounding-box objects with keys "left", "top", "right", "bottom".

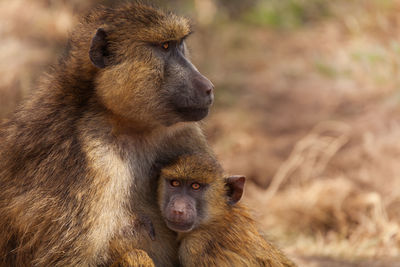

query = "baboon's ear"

[
  {"left": 225, "top": 175, "right": 245, "bottom": 205},
  {"left": 89, "top": 28, "right": 110, "bottom": 68}
]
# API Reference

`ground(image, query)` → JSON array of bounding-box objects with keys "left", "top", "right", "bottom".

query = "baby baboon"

[
  {"left": 158, "top": 154, "right": 296, "bottom": 267},
  {"left": 0, "top": 2, "right": 214, "bottom": 267}
]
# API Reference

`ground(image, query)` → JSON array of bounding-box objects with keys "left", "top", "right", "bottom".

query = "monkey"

[
  {"left": 0, "top": 2, "right": 216, "bottom": 266},
  {"left": 157, "top": 154, "right": 296, "bottom": 267}
]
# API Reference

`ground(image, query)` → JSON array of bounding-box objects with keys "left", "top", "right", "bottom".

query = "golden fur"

[
  {"left": 0, "top": 2, "right": 211, "bottom": 266},
  {"left": 159, "top": 154, "right": 297, "bottom": 267}
]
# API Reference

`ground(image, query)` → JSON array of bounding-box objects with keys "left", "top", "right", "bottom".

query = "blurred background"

[{"left": 2, "top": 0, "right": 400, "bottom": 266}]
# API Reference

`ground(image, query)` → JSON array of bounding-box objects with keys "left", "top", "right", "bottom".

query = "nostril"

[
  {"left": 203, "top": 80, "right": 214, "bottom": 96},
  {"left": 173, "top": 209, "right": 183, "bottom": 215}
]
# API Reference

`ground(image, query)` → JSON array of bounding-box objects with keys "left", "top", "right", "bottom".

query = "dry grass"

[
  {"left": 2, "top": 0, "right": 400, "bottom": 265},
  {"left": 196, "top": 0, "right": 400, "bottom": 264}
]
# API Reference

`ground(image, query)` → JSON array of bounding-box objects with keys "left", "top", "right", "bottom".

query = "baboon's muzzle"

[{"left": 168, "top": 50, "right": 214, "bottom": 121}]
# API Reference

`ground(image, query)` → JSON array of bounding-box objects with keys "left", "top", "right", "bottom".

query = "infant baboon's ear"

[
  {"left": 89, "top": 28, "right": 110, "bottom": 68},
  {"left": 225, "top": 175, "right": 245, "bottom": 205}
]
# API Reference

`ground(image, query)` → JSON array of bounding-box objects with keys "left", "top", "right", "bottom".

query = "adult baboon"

[{"left": 0, "top": 2, "right": 213, "bottom": 266}]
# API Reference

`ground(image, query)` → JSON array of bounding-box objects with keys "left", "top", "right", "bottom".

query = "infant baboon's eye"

[
  {"left": 161, "top": 41, "right": 170, "bottom": 51},
  {"left": 170, "top": 180, "right": 180, "bottom": 187},
  {"left": 191, "top": 183, "right": 201, "bottom": 190}
]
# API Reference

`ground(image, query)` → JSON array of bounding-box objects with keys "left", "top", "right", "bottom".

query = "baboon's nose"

[
  {"left": 193, "top": 73, "right": 214, "bottom": 97},
  {"left": 205, "top": 82, "right": 214, "bottom": 95},
  {"left": 172, "top": 201, "right": 186, "bottom": 215}
]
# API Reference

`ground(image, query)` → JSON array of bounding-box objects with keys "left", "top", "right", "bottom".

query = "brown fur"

[
  {"left": 158, "top": 154, "right": 296, "bottom": 267},
  {"left": 0, "top": 2, "right": 213, "bottom": 266},
  {"left": 110, "top": 250, "right": 155, "bottom": 267}
]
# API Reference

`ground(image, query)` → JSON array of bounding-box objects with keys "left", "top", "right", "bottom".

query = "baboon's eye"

[
  {"left": 161, "top": 41, "right": 170, "bottom": 51},
  {"left": 170, "top": 180, "right": 180, "bottom": 187},
  {"left": 191, "top": 183, "right": 201, "bottom": 190},
  {"left": 178, "top": 41, "right": 184, "bottom": 51}
]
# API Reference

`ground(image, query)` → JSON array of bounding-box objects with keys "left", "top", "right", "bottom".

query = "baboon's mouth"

[
  {"left": 165, "top": 219, "right": 195, "bottom": 232},
  {"left": 176, "top": 107, "right": 209, "bottom": 122}
]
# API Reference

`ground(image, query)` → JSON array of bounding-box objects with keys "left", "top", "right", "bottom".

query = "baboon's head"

[
  {"left": 158, "top": 154, "right": 245, "bottom": 232},
  {"left": 82, "top": 3, "right": 214, "bottom": 128}
]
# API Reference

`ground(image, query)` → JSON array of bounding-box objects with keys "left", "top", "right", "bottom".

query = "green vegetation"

[{"left": 242, "top": 0, "right": 331, "bottom": 29}]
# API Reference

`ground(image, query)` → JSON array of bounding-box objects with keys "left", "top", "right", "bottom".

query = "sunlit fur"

[
  {"left": 110, "top": 250, "right": 155, "bottom": 267},
  {"left": 159, "top": 154, "right": 296, "bottom": 267},
  {"left": 0, "top": 2, "right": 212, "bottom": 266}
]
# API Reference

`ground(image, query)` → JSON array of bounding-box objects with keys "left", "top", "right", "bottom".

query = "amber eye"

[
  {"left": 170, "top": 180, "right": 180, "bottom": 187},
  {"left": 161, "top": 42, "right": 169, "bottom": 50},
  {"left": 191, "top": 183, "right": 201, "bottom": 190}
]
